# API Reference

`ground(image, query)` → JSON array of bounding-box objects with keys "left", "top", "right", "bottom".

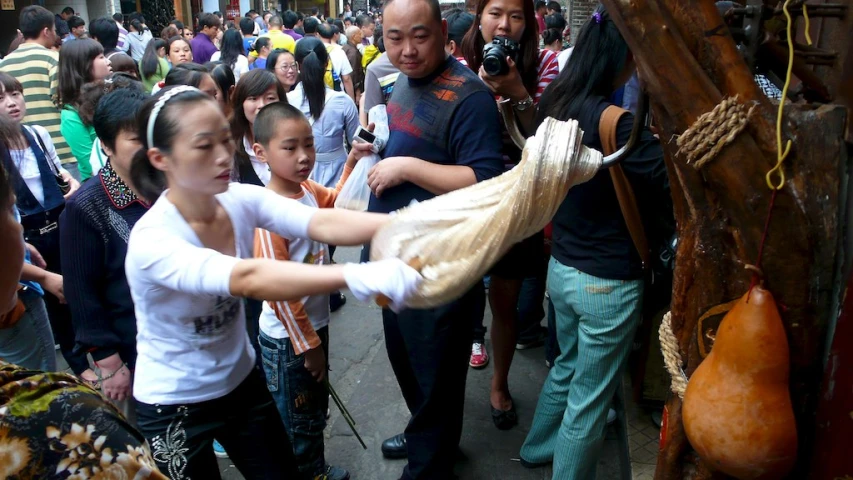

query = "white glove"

[{"left": 343, "top": 258, "right": 422, "bottom": 312}]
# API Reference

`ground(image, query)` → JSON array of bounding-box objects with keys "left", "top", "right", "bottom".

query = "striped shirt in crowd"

[
  {"left": 116, "top": 22, "right": 130, "bottom": 53},
  {"left": 534, "top": 48, "right": 560, "bottom": 103},
  {"left": 0, "top": 43, "right": 72, "bottom": 164}
]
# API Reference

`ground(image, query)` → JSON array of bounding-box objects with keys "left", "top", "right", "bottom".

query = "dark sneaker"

[{"left": 516, "top": 327, "right": 548, "bottom": 350}]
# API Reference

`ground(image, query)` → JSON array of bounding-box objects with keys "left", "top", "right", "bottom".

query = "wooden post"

[{"left": 600, "top": 0, "right": 849, "bottom": 478}]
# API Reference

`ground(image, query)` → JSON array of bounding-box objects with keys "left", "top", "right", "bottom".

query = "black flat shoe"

[
  {"left": 490, "top": 400, "right": 518, "bottom": 430},
  {"left": 381, "top": 433, "right": 407, "bottom": 459}
]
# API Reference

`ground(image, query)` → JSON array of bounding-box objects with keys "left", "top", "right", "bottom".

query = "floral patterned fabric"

[{"left": 0, "top": 361, "right": 166, "bottom": 479}]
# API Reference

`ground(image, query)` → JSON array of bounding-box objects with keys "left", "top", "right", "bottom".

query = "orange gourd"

[{"left": 682, "top": 286, "right": 797, "bottom": 479}]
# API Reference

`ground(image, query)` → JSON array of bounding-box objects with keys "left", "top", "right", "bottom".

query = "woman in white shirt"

[
  {"left": 127, "top": 85, "right": 420, "bottom": 479},
  {"left": 210, "top": 29, "right": 250, "bottom": 83},
  {"left": 288, "top": 37, "right": 359, "bottom": 189}
]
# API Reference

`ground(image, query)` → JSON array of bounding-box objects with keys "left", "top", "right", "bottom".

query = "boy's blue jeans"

[{"left": 259, "top": 327, "right": 330, "bottom": 477}]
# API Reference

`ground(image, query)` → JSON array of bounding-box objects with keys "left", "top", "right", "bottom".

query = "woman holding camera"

[{"left": 462, "top": 0, "right": 560, "bottom": 431}]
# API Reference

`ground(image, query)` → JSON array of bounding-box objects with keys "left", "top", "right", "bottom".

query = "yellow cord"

[
  {"left": 802, "top": 3, "right": 812, "bottom": 45},
  {"left": 766, "top": 1, "right": 811, "bottom": 190}
]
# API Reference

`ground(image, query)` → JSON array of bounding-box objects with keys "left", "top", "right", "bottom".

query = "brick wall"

[{"left": 567, "top": 0, "right": 596, "bottom": 43}]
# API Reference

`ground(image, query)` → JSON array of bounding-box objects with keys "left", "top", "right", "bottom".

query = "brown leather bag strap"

[{"left": 600, "top": 105, "right": 651, "bottom": 270}]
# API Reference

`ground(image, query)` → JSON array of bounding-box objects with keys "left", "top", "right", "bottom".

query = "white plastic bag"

[{"left": 335, "top": 105, "right": 390, "bottom": 210}]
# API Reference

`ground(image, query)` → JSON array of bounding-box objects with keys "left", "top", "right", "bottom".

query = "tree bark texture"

[{"left": 599, "top": 0, "right": 849, "bottom": 478}]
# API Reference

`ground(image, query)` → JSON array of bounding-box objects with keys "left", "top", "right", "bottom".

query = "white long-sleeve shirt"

[{"left": 126, "top": 183, "right": 316, "bottom": 404}]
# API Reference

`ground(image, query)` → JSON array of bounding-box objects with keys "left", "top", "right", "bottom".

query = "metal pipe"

[{"left": 499, "top": 92, "right": 650, "bottom": 170}]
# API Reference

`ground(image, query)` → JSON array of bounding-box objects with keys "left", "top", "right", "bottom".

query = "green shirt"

[
  {"left": 60, "top": 106, "right": 97, "bottom": 181},
  {"left": 140, "top": 57, "right": 170, "bottom": 94},
  {"left": 0, "top": 43, "right": 72, "bottom": 164}
]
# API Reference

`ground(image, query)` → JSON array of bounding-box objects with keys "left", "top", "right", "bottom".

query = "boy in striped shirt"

[
  {"left": 0, "top": 6, "right": 73, "bottom": 170},
  {"left": 252, "top": 102, "right": 372, "bottom": 480}
]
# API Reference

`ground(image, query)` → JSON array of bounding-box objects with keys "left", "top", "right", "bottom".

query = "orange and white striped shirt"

[{"left": 253, "top": 165, "right": 353, "bottom": 354}]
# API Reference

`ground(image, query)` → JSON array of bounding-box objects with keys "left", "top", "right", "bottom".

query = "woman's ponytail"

[
  {"left": 294, "top": 37, "right": 330, "bottom": 121},
  {"left": 130, "top": 147, "right": 166, "bottom": 202}
]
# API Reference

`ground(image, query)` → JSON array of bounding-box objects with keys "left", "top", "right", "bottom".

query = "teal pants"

[{"left": 521, "top": 257, "right": 642, "bottom": 479}]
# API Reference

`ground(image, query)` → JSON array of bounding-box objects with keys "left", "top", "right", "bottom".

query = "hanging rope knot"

[
  {"left": 676, "top": 95, "right": 756, "bottom": 170},
  {"left": 659, "top": 312, "right": 689, "bottom": 399}
]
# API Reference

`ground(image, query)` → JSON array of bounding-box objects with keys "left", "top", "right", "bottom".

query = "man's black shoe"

[{"left": 381, "top": 433, "right": 407, "bottom": 459}]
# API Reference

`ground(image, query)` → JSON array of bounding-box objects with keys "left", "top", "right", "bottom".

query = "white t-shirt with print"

[{"left": 126, "top": 183, "right": 317, "bottom": 404}]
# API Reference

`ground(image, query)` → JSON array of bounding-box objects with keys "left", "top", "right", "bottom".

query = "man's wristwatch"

[{"left": 512, "top": 95, "right": 534, "bottom": 111}]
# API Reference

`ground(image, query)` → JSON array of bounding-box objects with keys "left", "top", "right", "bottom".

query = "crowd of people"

[{"left": 0, "top": 1, "right": 669, "bottom": 479}]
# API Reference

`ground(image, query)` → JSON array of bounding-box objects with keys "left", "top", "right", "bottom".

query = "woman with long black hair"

[
  {"left": 139, "top": 38, "right": 169, "bottom": 93},
  {"left": 461, "top": 0, "right": 560, "bottom": 431},
  {"left": 288, "top": 37, "right": 358, "bottom": 190},
  {"left": 230, "top": 69, "right": 286, "bottom": 186},
  {"left": 211, "top": 29, "right": 249, "bottom": 82},
  {"left": 519, "top": 6, "right": 670, "bottom": 477},
  {"left": 126, "top": 18, "right": 153, "bottom": 62}
]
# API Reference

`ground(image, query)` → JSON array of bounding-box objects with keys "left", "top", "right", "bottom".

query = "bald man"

[
  {"left": 366, "top": 0, "right": 504, "bottom": 477},
  {"left": 343, "top": 25, "right": 364, "bottom": 101}
]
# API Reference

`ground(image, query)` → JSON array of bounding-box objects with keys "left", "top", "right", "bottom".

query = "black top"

[
  {"left": 551, "top": 96, "right": 670, "bottom": 280},
  {"left": 55, "top": 14, "right": 70, "bottom": 38},
  {"left": 59, "top": 162, "right": 149, "bottom": 366}
]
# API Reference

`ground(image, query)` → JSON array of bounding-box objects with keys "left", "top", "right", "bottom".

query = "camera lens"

[{"left": 483, "top": 53, "right": 505, "bottom": 76}]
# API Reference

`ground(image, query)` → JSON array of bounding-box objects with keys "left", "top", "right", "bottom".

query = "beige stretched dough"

[{"left": 370, "top": 117, "right": 603, "bottom": 308}]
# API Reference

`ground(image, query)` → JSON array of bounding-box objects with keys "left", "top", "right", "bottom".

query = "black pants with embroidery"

[{"left": 135, "top": 368, "right": 303, "bottom": 480}]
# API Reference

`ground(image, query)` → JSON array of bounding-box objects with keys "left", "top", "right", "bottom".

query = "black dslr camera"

[{"left": 482, "top": 35, "right": 520, "bottom": 76}]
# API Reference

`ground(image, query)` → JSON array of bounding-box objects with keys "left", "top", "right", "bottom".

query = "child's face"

[
  {"left": 243, "top": 84, "right": 280, "bottom": 125},
  {"left": 258, "top": 118, "right": 315, "bottom": 185},
  {"left": 0, "top": 87, "right": 26, "bottom": 123}
]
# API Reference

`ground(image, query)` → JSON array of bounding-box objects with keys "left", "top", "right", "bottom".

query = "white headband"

[{"left": 146, "top": 85, "right": 202, "bottom": 149}]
